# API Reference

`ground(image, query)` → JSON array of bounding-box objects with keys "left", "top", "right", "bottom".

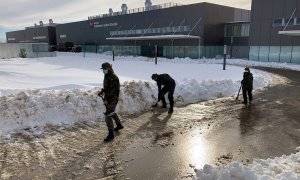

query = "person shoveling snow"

[{"left": 151, "top": 73, "right": 176, "bottom": 114}]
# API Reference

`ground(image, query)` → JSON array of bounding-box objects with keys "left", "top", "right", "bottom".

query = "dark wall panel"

[
  {"left": 250, "top": 22, "right": 261, "bottom": 45},
  {"left": 251, "top": 0, "right": 263, "bottom": 21},
  {"left": 270, "top": 27, "right": 282, "bottom": 45},
  {"left": 259, "top": 21, "right": 272, "bottom": 45},
  {"left": 297, "top": 0, "right": 300, "bottom": 17},
  {"left": 261, "top": 0, "right": 273, "bottom": 20},
  {"left": 283, "top": 0, "right": 297, "bottom": 17},
  {"left": 272, "top": 0, "right": 285, "bottom": 18}
]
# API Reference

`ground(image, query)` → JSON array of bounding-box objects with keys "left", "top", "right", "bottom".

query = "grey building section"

[
  {"left": 249, "top": 0, "right": 300, "bottom": 63},
  {"left": 55, "top": 2, "right": 249, "bottom": 58},
  {"left": 6, "top": 2, "right": 250, "bottom": 59},
  {"left": 6, "top": 26, "right": 57, "bottom": 45},
  {"left": 0, "top": 43, "right": 56, "bottom": 59}
]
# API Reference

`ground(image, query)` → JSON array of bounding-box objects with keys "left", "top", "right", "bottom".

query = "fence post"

[
  {"left": 113, "top": 50, "right": 115, "bottom": 61},
  {"left": 83, "top": 42, "right": 85, "bottom": 58},
  {"left": 155, "top": 44, "right": 158, "bottom": 65},
  {"left": 223, "top": 45, "right": 227, "bottom": 70}
]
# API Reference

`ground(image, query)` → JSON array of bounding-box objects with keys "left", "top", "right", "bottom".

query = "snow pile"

[
  {"left": 193, "top": 148, "right": 300, "bottom": 180},
  {"left": 1, "top": 76, "right": 270, "bottom": 133},
  {"left": 0, "top": 89, "right": 103, "bottom": 133},
  {"left": 0, "top": 77, "right": 271, "bottom": 134}
]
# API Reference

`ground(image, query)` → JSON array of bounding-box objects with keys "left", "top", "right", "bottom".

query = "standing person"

[
  {"left": 241, "top": 67, "right": 253, "bottom": 105},
  {"left": 99, "top": 62, "right": 124, "bottom": 142},
  {"left": 151, "top": 73, "right": 176, "bottom": 114}
]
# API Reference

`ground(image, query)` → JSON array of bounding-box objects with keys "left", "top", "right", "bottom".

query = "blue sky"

[{"left": 0, "top": 0, "right": 251, "bottom": 41}]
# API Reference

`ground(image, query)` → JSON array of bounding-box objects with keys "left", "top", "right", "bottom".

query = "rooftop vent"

[
  {"left": 121, "top": 4, "right": 128, "bottom": 14},
  {"left": 39, "top": 21, "right": 43, "bottom": 26},
  {"left": 109, "top": 8, "right": 113, "bottom": 16},
  {"left": 145, "top": 0, "right": 152, "bottom": 11}
]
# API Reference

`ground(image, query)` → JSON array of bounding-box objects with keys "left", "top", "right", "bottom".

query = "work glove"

[
  {"left": 97, "top": 89, "right": 104, "bottom": 96},
  {"left": 152, "top": 101, "right": 158, "bottom": 107}
]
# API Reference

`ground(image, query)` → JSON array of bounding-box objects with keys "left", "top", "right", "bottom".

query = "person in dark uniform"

[
  {"left": 151, "top": 73, "right": 176, "bottom": 114},
  {"left": 241, "top": 67, "right": 253, "bottom": 105},
  {"left": 98, "top": 62, "right": 124, "bottom": 142}
]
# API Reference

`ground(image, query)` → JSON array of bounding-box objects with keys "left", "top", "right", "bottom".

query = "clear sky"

[{"left": 0, "top": 0, "right": 251, "bottom": 41}]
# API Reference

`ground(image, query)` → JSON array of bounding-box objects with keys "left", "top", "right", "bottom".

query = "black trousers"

[
  {"left": 160, "top": 84, "right": 176, "bottom": 107},
  {"left": 242, "top": 87, "right": 253, "bottom": 103},
  {"left": 105, "top": 103, "right": 121, "bottom": 131}
]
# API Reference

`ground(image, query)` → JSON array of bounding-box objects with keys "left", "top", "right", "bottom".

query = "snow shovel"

[
  {"left": 152, "top": 100, "right": 159, "bottom": 107},
  {"left": 236, "top": 85, "right": 242, "bottom": 100},
  {"left": 98, "top": 93, "right": 108, "bottom": 110}
]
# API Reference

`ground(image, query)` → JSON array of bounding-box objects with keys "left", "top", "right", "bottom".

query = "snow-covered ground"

[
  {"left": 194, "top": 147, "right": 300, "bottom": 180},
  {"left": 0, "top": 53, "right": 299, "bottom": 179},
  {"left": 0, "top": 52, "right": 278, "bottom": 133}
]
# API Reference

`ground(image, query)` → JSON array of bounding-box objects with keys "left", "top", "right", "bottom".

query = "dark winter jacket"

[
  {"left": 156, "top": 74, "right": 176, "bottom": 100},
  {"left": 103, "top": 71, "right": 120, "bottom": 104},
  {"left": 241, "top": 71, "right": 253, "bottom": 90}
]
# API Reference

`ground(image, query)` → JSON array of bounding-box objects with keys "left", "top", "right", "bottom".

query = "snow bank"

[
  {"left": 0, "top": 53, "right": 278, "bottom": 133},
  {"left": 193, "top": 148, "right": 300, "bottom": 180},
  {"left": 0, "top": 77, "right": 271, "bottom": 134}
]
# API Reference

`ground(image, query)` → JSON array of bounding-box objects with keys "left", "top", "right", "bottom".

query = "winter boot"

[
  {"left": 114, "top": 123, "right": 124, "bottom": 132},
  {"left": 168, "top": 101, "right": 174, "bottom": 114},
  {"left": 104, "top": 130, "right": 114, "bottom": 142},
  {"left": 168, "top": 107, "right": 174, "bottom": 114}
]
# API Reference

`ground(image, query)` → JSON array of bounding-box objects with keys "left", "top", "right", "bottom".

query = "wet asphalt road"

[
  {"left": 0, "top": 68, "right": 299, "bottom": 179},
  {"left": 121, "top": 68, "right": 300, "bottom": 179}
]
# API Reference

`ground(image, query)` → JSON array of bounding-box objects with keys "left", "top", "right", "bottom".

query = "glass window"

[
  {"left": 164, "top": 27, "right": 168, "bottom": 32},
  {"left": 259, "top": 46, "right": 269, "bottom": 62},
  {"left": 273, "top": 19, "right": 283, "bottom": 26},
  {"left": 280, "top": 46, "right": 292, "bottom": 63},
  {"left": 179, "top": 26, "right": 184, "bottom": 32},
  {"left": 241, "top": 24, "right": 245, "bottom": 37},
  {"left": 269, "top": 46, "right": 280, "bottom": 62},
  {"left": 241, "top": 24, "right": 246, "bottom": 37},
  {"left": 296, "top": 18, "right": 300, "bottom": 25},
  {"left": 184, "top": 26, "right": 189, "bottom": 32},
  {"left": 245, "top": 24, "right": 250, "bottom": 36},
  {"left": 249, "top": 46, "right": 259, "bottom": 61},
  {"left": 284, "top": 18, "right": 294, "bottom": 26},
  {"left": 292, "top": 46, "right": 300, "bottom": 63},
  {"left": 233, "top": 24, "right": 241, "bottom": 37},
  {"left": 225, "top": 25, "right": 233, "bottom": 37}
]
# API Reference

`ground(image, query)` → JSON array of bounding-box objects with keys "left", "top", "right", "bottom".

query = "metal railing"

[
  {"left": 88, "top": 2, "right": 182, "bottom": 20},
  {"left": 25, "top": 23, "right": 58, "bottom": 29}
]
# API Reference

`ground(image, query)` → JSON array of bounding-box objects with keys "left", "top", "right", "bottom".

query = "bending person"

[{"left": 151, "top": 73, "right": 176, "bottom": 114}]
